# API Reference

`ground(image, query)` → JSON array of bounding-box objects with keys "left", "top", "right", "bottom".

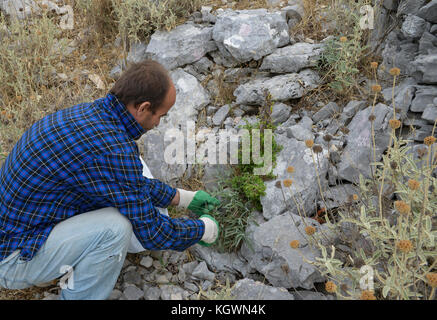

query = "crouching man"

[{"left": 0, "top": 60, "right": 220, "bottom": 300}]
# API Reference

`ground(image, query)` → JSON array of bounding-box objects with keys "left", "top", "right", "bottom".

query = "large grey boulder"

[
  {"left": 139, "top": 69, "right": 210, "bottom": 183},
  {"left": 231, "top": 279, "right": 295, "bottom": 300},
  {"left": 259, "top": 42, "right": 324, "bottom": 73},
  {"left": 337, "top": 104, "right": 393, "bottom": 184},
  {"left": 260, "top": 133, "right": 329, "bottom": 220},
  {"left": 241, "top": 213, "right": 325, "bottom": 289},
  {"left": 212, "top": 9, "right": 289, "bottom": 64},
  {"left": 234, "top": 69, "right": 320, "bottom": 105},
  {"left": 144, "top": 23, "right": 217, "bottom": 70}
]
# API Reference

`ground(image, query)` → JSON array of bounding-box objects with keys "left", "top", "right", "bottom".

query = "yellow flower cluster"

[
  {"left": 396, "top": 240, "right": 413, "bottom": 253},
  {"left": 289, "top": 240, "right": 299, "bottom": 249},
  {"left": 424, "top": 136, "right": 436, "bottom": 146},
  {"left": 286, "top": 166, "right": 295, "bottom": 174},
  {"left": 305, "top": 139, "right": 314, "bottom": 148},
  {"left": 389, "top": 119, "right": 401, "bottom": 130},
  {"left": 305, "top": 225, "right": 316, "bottom": 236},
  {"left": 325, "top": 281, "right": 337, "bottom": 293},
  {"left": 394, "top": 200, "right": 411, "bottom": 215},
  {"left": 426, "top": 273, "right": 437, "bottom": 288},
  {"left": 360, "top": 290, "right": 377, "bottom": 300},
  {"left": 407, "top": 179, "right": 420, "bottom": 191},
  {"left": 389, "top": 67, "right": 401, "bottom": 76},
  {"left": 283, "top": 179, "right": 293, "bottom": 187},
  {"left": 371, "top": 84, "right": 381, "bottom": 93}
]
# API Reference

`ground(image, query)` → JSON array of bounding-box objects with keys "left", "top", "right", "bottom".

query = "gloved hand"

[
  {"left": 177, "top": 189, "right": 220, "bottom": 216},
  {"left": 198, "top": 214, "right": 219, "bottom": 247}
]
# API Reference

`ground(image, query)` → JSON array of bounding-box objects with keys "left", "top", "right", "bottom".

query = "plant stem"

[{"left": 429, "top": 287, "right": 435, "bottom": 300}]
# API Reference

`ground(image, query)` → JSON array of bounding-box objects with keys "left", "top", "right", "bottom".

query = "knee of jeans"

[{"left": 101, "top": 210, "right": 133, "bottom": 241}]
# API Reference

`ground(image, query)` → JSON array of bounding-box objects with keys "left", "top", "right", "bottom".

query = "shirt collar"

[{"left": 100, "top": 93, "right": 146, "bottom": 141}]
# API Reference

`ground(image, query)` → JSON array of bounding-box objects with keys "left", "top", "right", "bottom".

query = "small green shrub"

[
  {"left": 111, "top": 0, "right": 203, "bottom": 47},
  {"left": 228, "top": 119, "right": 282, "bottom": 211},
  {"left": 209, "top": 98, "right": 283, "bottom": 252},
  {"left": 209, "top": 180, "right": 255, "bottom": 253}
]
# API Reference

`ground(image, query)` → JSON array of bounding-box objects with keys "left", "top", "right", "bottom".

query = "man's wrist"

[
  {"left": 170, "top": 189, "right": 180, "bottom": 206},
  {"left": 177, "top": 189, "right": 196, "bottom": 209}
]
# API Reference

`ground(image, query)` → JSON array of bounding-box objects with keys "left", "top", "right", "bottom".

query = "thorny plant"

[{"left": 282, "top": 63, "right": 437, "bottom": 300}]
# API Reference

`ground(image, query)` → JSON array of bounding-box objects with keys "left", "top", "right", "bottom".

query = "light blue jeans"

[{"left": 0, "top": 207, "right": 133, "bottom": 300}]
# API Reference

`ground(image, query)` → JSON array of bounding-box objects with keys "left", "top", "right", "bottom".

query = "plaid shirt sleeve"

[{"left": 72, "top": 152, "right": 205, "bottom": 251}]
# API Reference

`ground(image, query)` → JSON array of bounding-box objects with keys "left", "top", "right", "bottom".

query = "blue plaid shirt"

[{"left": 0, "top": 93, "right": 204, "bottom": 262}]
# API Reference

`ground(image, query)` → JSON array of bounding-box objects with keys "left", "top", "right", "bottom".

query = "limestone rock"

[
  {"left": 337, "top": 104, "right": 393, "bottom": 184},
  {"left": 259, "top": 42, "right": 324, "bottom": 73},
  {"left": 241, "top": 213, "right": 325, "bottom": 289},
  {"left": 234, "top": 69, "right": 320, "bottom": 105},
  {"left": 212, "top": 9, "right": 289, "bottom": 63},
  {"left": 145, "top": 24, "right": 217, "bottom": 70}
]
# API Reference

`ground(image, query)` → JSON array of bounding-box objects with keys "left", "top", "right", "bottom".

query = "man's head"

[{"left": 109, "top": 60, "right": 176, "bottom": 131}]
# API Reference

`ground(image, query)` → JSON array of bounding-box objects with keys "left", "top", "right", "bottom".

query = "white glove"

[
  {"left": 199, "top": 215, "right": 219, "bottom": 246},
  {"left": 176, "top": 189, "right": 196, "bottom": 209}
]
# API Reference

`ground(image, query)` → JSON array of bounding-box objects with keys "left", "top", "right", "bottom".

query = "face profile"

[{"left": 130, "top": 80, "right": 176, "bottom": 131}]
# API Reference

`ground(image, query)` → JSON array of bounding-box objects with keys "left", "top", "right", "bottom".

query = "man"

[{"left": 0, "top": 59, "right": 220, "bottom": 300}]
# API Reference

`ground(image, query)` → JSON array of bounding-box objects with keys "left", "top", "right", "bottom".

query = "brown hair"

[{"left": 109, "top": 60, "right": 171, "bottom": 114}]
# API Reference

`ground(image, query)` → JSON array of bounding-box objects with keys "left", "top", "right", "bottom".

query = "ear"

[{"left": 137, "top": 101, "right": 151, "bottom": 113}]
